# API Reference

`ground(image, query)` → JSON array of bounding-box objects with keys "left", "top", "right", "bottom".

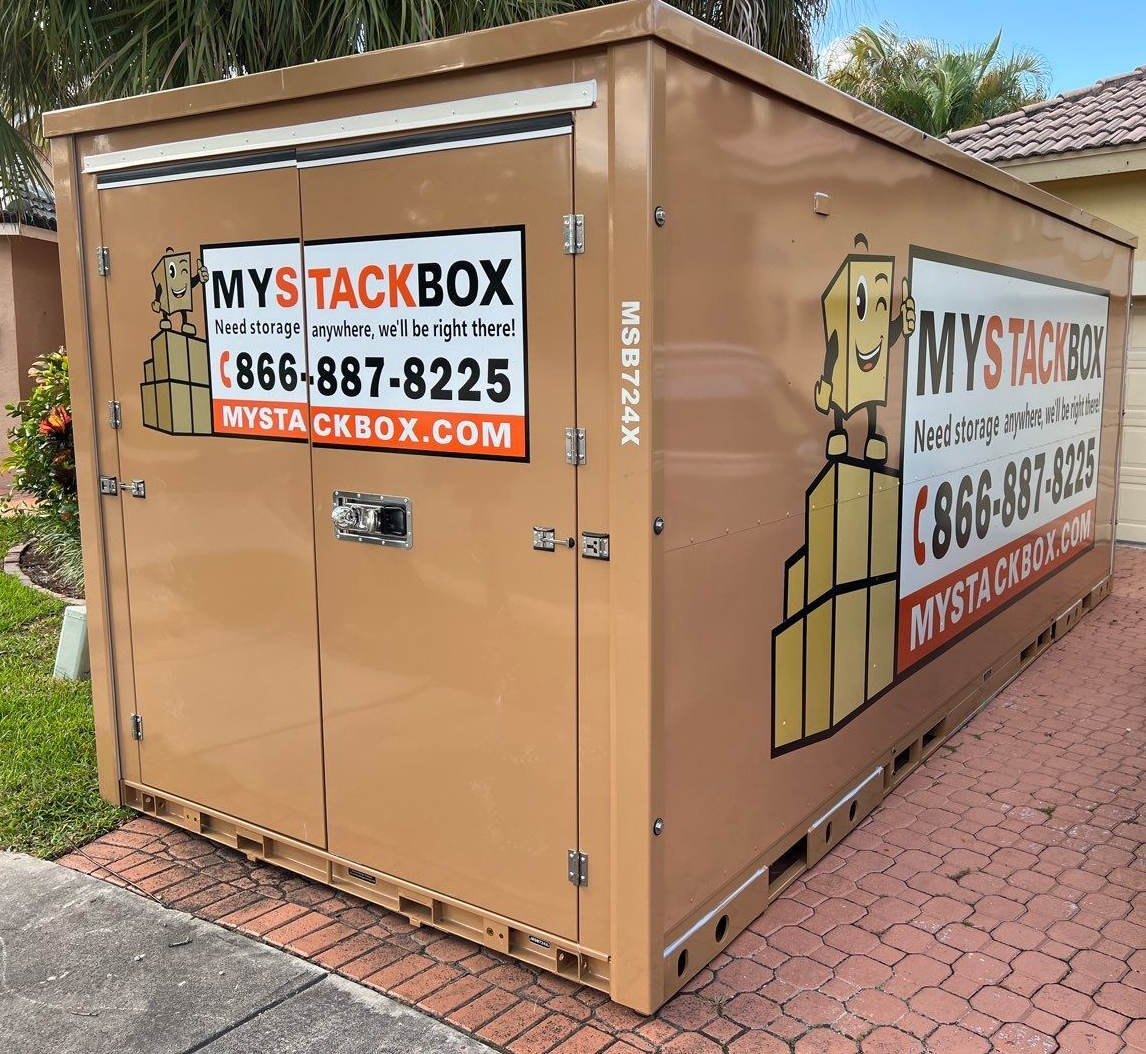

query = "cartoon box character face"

[
  {"left": 821, "top": 254, "right": 895, "bottom": 416},
  {"left": 152, "top": 251, "right": 194, "bottom": 315}
]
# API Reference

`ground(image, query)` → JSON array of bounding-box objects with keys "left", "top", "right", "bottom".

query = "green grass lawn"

[{"left": 0, "top": 516, "right": 129, "bottom": 857}]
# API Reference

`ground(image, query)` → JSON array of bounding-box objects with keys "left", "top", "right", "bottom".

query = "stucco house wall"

[
  {"left": 0, "top": 227, "right": 65, "bottom": 486},
  {"left": 1024, "top": 170, "right": 1146, "bottom": 544},
  {"left": 947, "top": 67, "right": 1146, "bottom": 543}
]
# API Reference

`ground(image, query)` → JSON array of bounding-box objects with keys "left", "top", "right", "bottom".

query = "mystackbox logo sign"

[
  {"left": 897, "top": 249, "right": 1107, "bottom": 670},
  {"left": 139, "top": 227, "right": 529, "bottom": 460},
  {"left": 771, "top": 242, "right": 1109, "bottom": 757}
]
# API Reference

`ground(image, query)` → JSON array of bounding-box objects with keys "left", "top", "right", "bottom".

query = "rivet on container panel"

[
  {"left": 653, "top": 818, "right": 664, "bottom": 836},
  {"left": 654, "top": 206, "right": 667, "bottom": 227}
]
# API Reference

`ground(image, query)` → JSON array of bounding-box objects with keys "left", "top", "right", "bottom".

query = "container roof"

[
  {"left": 947, "top": 65, "right": 1146, "bottom": 164},
  {"left": 43, "top": 0, "right": 1136, "bottom": 250}
]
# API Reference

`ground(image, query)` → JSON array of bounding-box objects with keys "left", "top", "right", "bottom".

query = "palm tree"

[
  {"left": 0, "top": 0, "right": 829, "bottom": 205},
  {"left": 824, "top": 24, "right": 1049, "bottom": 138}
]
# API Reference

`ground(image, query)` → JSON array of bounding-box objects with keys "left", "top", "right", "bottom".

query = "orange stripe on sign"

[
  {"left": 897, "top": 498, "right": 1097, "bottom": 672},
  {"left": 309, "top": 406, "right": 526, "bottom": 457},
  {"left": 213, "top": 399, "right": 310, "bottom": 439}
]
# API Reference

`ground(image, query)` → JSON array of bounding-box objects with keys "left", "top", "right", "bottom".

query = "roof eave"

[
  {"left": 993, "top": 141, "right": 1146, "bottom": 183},
  {"left": 0, "top": 220, "right": 59, "bottom": 241}
]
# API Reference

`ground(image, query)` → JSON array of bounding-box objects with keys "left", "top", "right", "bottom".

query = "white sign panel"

[
  {"left": 304, "top": 228, "right": 527, "bottom": 459},
  {"left": 199, "top": 227, "right": 527, "bottom": 458},
  {"left": 897, "top": 250, "right": 1109, "bottom": 670},
  {"left": 202, "top": 240, "right": 309, "bottom": 440}
]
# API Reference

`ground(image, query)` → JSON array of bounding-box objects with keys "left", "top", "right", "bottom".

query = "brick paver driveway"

[{"left": 62, "top": 548, "right": 1146, "bottom": 1052}]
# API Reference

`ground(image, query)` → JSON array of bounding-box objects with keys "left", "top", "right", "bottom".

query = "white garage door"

[{"left": 1119, "top": 300, "right": 1146, "bottom": 542}]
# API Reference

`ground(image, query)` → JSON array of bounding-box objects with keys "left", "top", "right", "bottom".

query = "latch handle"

[{"left": 331, "top": 491, "right": 412, "bottom": 549}]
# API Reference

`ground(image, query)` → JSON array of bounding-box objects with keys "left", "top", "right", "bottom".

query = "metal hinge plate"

[
  {"left": 567, "top": 849, "right": 588, "bottom": 886},
  {"left": 130, "top": 714, "right": 143, "bottom": 740},
  {"left": 533, "top": 526, "right": 556, "bottom": 552},
  {"left": 121, "top": 479, "right": 146, "bottom": 499},
  {"left": 108, "top": 400, "right": 122, "bottom": 428},
  {"left": 562, "top": 214, "right": 584, "bottom": 255},
  {"left": 581, "top": 532, "right": 609, "bottom": 561},
  {"left": 96, "top": 246, "right": 110, "bottom": 275},
  {"left": 564, "top": 427, "right": 586, "bottom": 465},
  {"left": 98, "top": 474, "right": 118, "bottom": 496}
]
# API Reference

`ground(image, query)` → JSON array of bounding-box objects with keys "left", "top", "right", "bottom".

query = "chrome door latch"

[
  {"left": 533, "top": 527, "right": 574, "bottom": 552},
  {"left": 332, "top": 491, "right": 412, "bottom": 548},
  {"left": 581, "top": 532, "right": 609, "bottom": 560},
  {"left": 99, "top": 475, "right": 144, "bottom": 497}
]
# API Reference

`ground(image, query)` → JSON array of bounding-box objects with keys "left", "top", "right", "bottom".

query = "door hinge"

[
  {"left": 567, "top": 849, "right": 588, "bottom": 886},
  {"left": 130, "top": 714, "right": 143, "bottom": 741},
  {"left": 564, "top": 427, "right": 586, "bottom": 465},
  {"left": 98, "top": 474, "right": 118, "bottom": 496},
  {"left": 108, "top": 400, "right": 122, "bottom": 429},
  {"left": 96, "top": 246, "right": 110, "bottom": 276},
  {"left": 562, "top": 214, "right": 584, "bottom": 255}
]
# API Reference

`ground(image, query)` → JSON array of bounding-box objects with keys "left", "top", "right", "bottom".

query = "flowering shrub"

[
  {"left": 3, "top": 350, "right": 82, "bottom": 588},
  {"left": 40, "top": 404, "right": 72, "bottom": 438},
  {"left": 4, "top": 350, "right": 77, "bottom": 522}
]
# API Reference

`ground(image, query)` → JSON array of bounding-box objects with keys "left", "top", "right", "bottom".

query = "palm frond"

[
  {"left": 824, "top": 22, "right": 1049, "bottom": 137},
  {"left": 0, "top": 114, "right": 51, "bottom": 201},
  {"left": 1, "top": 0, "right": 829, "bottom": 200}
]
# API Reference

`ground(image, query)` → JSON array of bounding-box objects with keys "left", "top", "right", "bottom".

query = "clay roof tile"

[{"left": 943, "top": 64, "right": 1146, "bottom": 161}]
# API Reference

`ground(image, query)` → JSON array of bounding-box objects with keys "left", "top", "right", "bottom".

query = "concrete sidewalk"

[{"left": 0, "top": 853, "right": 491, "bottom": 1053}]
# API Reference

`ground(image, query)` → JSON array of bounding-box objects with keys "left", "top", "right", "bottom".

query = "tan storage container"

[{"left": 47, "top": 0, "right": 1134, "bottom": 1013}]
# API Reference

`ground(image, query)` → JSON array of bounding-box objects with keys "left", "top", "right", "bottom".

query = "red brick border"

[{"left": 61, "top": 548, "right": 1146, "bottom": 1052}]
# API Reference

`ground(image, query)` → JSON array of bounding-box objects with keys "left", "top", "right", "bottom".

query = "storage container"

[{"left": 47, "top": 0, "right": 1134, "bottom": 1012}]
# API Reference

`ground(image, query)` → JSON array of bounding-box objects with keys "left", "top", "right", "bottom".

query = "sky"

[{"left": 818, "top": 0, "right": 1146, "bottom": 96}]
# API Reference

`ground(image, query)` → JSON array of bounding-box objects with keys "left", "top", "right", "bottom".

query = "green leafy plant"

[
  {"left": 1, "top": 0, "right": 832, "bottom": 202},
  {"left": 3, "top": 349, "right": 83, "bottom": 591},
  {"left": 30, "top": 518, "right": 86, "bottom": 594},
  {"left": 824, "top": 24, "right": 1049, "bottom": 137}
]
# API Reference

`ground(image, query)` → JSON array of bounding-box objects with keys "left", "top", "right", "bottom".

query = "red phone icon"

[{"left": 913, "top": 485, "right": 929, "bottom": 565}]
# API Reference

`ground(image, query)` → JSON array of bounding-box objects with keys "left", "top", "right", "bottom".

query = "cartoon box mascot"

[
  {"left": 142, "top": 247, "right": 213, "bottom": 436},
  {"left": 814, "top": 234, "right": 915, "bottom": 463},
  {"left": 152, "top": 248, "right": 209, "bottom": 335}
]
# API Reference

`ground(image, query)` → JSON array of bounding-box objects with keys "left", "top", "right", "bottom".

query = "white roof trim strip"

[{"left": 84, "top": 80, "right": 597, "bottom": 175}]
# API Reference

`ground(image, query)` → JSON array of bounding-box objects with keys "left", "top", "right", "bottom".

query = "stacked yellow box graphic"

[
  {"left": 771, "top": 459, "right": 899, "bottom": 754},
  {"left": 141, "top": 330, "right": 213, "bottom": 436}
]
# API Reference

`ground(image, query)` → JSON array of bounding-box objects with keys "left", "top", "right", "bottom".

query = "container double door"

[{"left": 96, "top": 126, "right": 581, "bottom": 938}]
